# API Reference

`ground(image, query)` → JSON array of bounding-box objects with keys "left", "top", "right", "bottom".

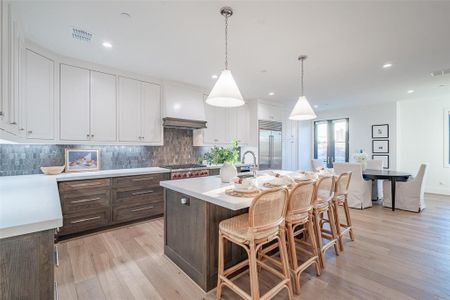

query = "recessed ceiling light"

[
  {"left": 407, "top": 90, "right": 414, "bottom": 94},
  {"left": 313, "top": 104, "right": 319, "bottom": 108},
  {"left": 382, "top": 63, "right": 393, "bottom": 69},
  {"left": 268, "top": 92, "right": 275, "bottom": 96},
  {"left": 211, "top": 74, "right": 218, "bottom": 79},
  {"left": 102, "top": 41, "right": 112, "bottom": 48},
  {"left": 120, "top": 12, "right": 131, "bottom": 18}
]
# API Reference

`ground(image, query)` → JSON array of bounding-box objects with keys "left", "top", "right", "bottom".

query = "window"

[
  {"left": 314, "top": 118, "right": 349, "bottom": 168},
  {"left": 445, "top": 108, "right": 450, "bottom": 168}
]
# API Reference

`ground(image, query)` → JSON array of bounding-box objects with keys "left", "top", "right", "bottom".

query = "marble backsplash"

[{"left": 0, "top": 128, "right": 209, "bottom": 176}]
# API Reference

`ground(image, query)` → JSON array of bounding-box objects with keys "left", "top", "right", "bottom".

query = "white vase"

[{"left": 220, "top": 162, "right": 237, "bottom": 183}]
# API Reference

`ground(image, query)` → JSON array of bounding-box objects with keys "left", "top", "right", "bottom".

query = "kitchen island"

[{"left": 160, "top": 173, "right": 282, "bottom": 292}]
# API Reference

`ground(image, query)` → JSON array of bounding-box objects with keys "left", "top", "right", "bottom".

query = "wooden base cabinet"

[{"left": 57, "top": 173, "right": 169, "bottom": 238}]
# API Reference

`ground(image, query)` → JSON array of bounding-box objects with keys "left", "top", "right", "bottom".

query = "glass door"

[{"left": 314, "top": 118, "right": 349, "bottom": 168}]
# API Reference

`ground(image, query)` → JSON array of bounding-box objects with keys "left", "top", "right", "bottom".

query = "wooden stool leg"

[
  {"left": 333, "top": 201, "right": 344, "bottom": 251},
  {"left": 216, "top": 231, "right": 224, "bottom": 300},
  {"left": 344, "top": 197, "right": 355, "bottom": 241},
  {"left": 279, "top": 227, "right": 294, "bottom": 300},
  {"left": 313, "top": 209, "right": 325, "bottom": 269},
  {"left": 327, "top": 204, "right": 340, "bottom": 256},
  {"left": 307, "top": 218, "right": 321, "bottom": 276},
  {"left": 286, "top": 223, "right": 300, "bottom": 294},
  {"left": 249, "top": 241, "right": 260, "bottom": 300}
]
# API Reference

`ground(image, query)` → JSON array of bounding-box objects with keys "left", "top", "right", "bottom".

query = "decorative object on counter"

[
  {"left": 372, "top": 124, "right": 389, "bottom": 138},
  {"left": 372, "top": 140, "right": 389, "bottom": 153},
  {"left": 372, "top": 154, "right": 389, "bottom": 169},
  {"left": 232, "top": 177, "right": 256, "bottom": 192},
  {"left": 220, "top": 162, "right": 238, "bottom": 183},
  {"left": 225, "top": 188, "right": 260, "bottom": 198},
  {"left": 201, "top": 139, "right": 239, "bottom": 182},
  {"left": 353, "top": 150, "right": 369, "bottom": 170},
  {"left": 40, "top": 166, "right": 65, "bottom": 175},
  {"left": 65, "top": 149, "right": 99, "bottom": 172},
  {"left": 206, "top": 7, "right": 244, "bottom": 107},
  {"left": 289, "top": 55, "right": 317, "bottom": 120},
  {"left": 292, "top": 171, "right": 319, "bottom": 182}
]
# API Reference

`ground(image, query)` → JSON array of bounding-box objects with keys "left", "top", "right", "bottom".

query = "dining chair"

[
  {"left": 333, "top": 163, "right": 372, "bottom": 209},
  {"left": 365, "top": 159, "right": 383, "bottom": 201},
  {"left": 216, "top": 188, "right": 293, "bottom": 300},
  {"left": 311, "top": 159, "right": 324, "bottom": 171},
  {"left": 383, "top": 164, "right": 429, "bottom": 212},
  {"left": 331, "top": 172, "right": 354, "bottom": 251}
]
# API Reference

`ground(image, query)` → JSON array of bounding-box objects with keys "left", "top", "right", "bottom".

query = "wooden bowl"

[{"left": 40, "top": 166, "right": 65, "bottom": 175}]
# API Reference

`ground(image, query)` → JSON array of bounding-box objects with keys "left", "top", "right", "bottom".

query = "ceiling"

[{"left": 13, "top": 1, "right": 450, "bottom": 111}]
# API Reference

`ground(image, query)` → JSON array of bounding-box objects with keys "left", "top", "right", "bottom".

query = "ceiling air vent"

[
  {"left": 430, "top": 68, "right": 450, "bottom": 77},
  {"left": 71, "top": 27, "right": 93, "bottom": 42}
]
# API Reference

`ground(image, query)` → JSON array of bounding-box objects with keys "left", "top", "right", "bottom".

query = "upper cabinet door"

[
  {"left": 236, "top": 105, "right": 250, "bottom": 144},
  {"left": 24, "top": 49, "right": 54, "bottom": 140},
  {"left": 118, "top": 76, "right": 141, "bottom": 142},
  {"left": 60, "top": 64, "right": 90, "bottom": 140},
  {"left": 141, "top": 81, "right": 161, "bottom": 143},
  {"left": 90, "top": 71, "right": 117, "bottom": 142}
]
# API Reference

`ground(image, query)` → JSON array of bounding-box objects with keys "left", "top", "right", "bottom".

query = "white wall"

[
  {"left": 298, "top": 102, "right": 398, "bottom": 170},
  {"left": 397, "top": 96, "right": 450, "bottom": 195}
]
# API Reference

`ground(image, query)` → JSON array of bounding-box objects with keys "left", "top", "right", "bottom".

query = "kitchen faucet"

[{"left": 241, "top": 150, "right": 258, "bottom": 176}]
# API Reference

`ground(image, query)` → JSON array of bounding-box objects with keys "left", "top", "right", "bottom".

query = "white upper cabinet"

[
  {"left": 228, "top": 105, "right": 250, "bottom": 145},
  {"left": 90, "top": 71, "right": 117, "bottom": 142},
  {"left": 0, "top": 0, "right": 7, "bottom": 127},
  {"left": 118, "top": 76, "right": 162, "bottom": 144},
  {"left": 258, "top": 102, "right": 282, "bottom": 122},
  {"left": 203, "top": 104, "right": 228, "bottom": 144},
  {"left": 24, "top": 49, "right": 54, "bottom": 140},
  {"left": 141, "top": 81, "right": 162, "bottom": 143},
  {"left": 60, "top": 64, "right": 90, "bottom": 141}
]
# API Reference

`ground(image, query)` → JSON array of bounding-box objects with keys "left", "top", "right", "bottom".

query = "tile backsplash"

[{"left": 0, "top": 128, "right": 208, "bottom": 176}]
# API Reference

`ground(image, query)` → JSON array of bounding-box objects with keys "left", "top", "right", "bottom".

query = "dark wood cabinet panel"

[
  {"left": 60, "top": 209, "right": 110, "bottom": 236},
  {"left": 113, "top": 202, "right": 163, "bottom": 223},
  {"left": 112, "top": 186, "right": 163, "bottom": 207},
  {"left": 60, "top": 189, "right": 110, "bottom": 213},
  {"left": 59, "top": 178, "right": 111, "bottom": 192},
  {"left": 113, "top": 173, "right": 168, "bottom": 188},
  {"left": 0, "top": 230, "right": 54, "bottom": 299}
]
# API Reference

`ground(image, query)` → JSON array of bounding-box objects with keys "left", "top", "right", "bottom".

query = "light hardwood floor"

[{"left": 56, "top": 194, "right": 450, "bottom": 300}]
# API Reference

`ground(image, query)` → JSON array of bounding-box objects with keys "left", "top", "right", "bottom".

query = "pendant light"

[
  {"left": 289, "top": 55, "right": 317, "bottom": 120},
  {"left": 206, "top": 7, "right": 245, "bottom": 107}
]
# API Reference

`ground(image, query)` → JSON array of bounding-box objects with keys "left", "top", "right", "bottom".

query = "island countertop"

[{"left": 160, "top": 171, "right": 292, "bottom": 211}]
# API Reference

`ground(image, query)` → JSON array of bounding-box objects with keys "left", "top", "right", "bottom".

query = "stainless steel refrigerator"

[{"left": 258, "top": 120, "right": 282, "bottom": 170}]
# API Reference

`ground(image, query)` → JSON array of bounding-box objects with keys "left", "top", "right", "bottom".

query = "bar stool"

[
  {"left": 332, "top": 172, "right": 354, "bottom": 251},
  {"left": 312, "top": 176, "right": 340, "bottom": 268},
  {"left": 216, "top": 188, "right": 293, "bottom": 300}
]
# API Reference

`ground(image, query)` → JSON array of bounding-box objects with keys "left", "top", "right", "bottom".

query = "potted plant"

[{"left": 202, "top": 139, "right": 239, "bottom": 182}]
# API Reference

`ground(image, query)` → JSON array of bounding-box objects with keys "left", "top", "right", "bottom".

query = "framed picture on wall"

[
  {"left": 372, "top": 154, "right": 389, "bottom": 169},
  {"left": 65, "top": 149, "right": 100, "bottom": 172},
  {"left": 372, "top": 140, "right": 389, "bottom": 153},
  {"left": 372, "top": 124, "right": 389, "bottom": 138}
]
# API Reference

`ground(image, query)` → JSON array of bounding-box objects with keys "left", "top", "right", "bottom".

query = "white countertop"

[
  {"left": 56, "top": 167, "right": 170, "bottom": 181},
  {"left": 0, "top": 167, "right": 170, "bottom": 239},
  {"left": 0, "top": 175, "right": 63, "bottom": 239},
  {"left": 160, "top": 171, "right": 292, "bottom": 211}
]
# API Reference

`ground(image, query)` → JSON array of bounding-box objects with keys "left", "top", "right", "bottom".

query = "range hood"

[
  {"left": 163, "top": 81, "right": 207, "bottom": 130},
  {"left": 163, "top": 117, "right": 207, "bottom": 129}
]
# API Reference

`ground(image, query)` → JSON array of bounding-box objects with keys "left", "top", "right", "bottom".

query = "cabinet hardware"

[
  {"left": 54, "top": 281, "right": 59, "bottom": 300},
  {"left": 90, "top": 134, "right": 94, "bottom": 138},
  {"left": 86, "top": 134, "right": 90, "bottom": 138},
  {"left": 19, "top": 128, "right": 24, "bottom": 131},
  {"left": 70, "top": 197, "right": 101, "bottom": 204},
  {"left": 132, "top": 177, "right": 154, "bottom": 182},
  {"left": 54, "top": 245, "right": 59, "bottom": 267},
  {"left": 131, "top": 206, "right": 154, "bottom": 212},
  {"left": 131, "top": 190, "right": 154, "bottom": 196},
  {"left": 70, "top": 216, "right": 101, "bottom": 224},
  {"left": 27, "top": 130, "right": 32, "bottom": 134},
  {"left": 180, "top": 197, "right": 190, "bottom": 205},
  {"left": 10, "top": 121, "right": 17, "bottom": 125},
  {"left": 69, "top": 182, "right": 102, "bottom": 188},
  {"left": 0, "top": 111, "right": 3, "bottom": 116}
]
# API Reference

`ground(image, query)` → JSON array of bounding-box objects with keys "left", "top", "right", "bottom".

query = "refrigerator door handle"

[{"left": 269, "top": 135, "right": 274, "bottom": 169}]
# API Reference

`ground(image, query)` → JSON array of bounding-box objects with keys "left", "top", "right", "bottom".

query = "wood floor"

[{"left": 56, "top": 194, "right": 450, "bottom": 300}]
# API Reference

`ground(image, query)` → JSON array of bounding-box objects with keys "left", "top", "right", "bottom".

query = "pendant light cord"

[
  {"left": 301, "top": 58, "right": 304, "bottom": 96},
  {"left": 225, "top": 14, "right": 229, "bottom": 70}
]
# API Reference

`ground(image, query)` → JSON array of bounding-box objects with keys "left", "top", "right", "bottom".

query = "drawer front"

[
  {"left": 113, "top": 187, "right": 163, "bottom": 207},
  {"left": 112, "top": 202, "right": 163, "bottom": 223},
  {"left": 60, "top": 210, "right": 110, "bottom": 236},
  {"left": 112, "top": 173, "right": 168, "bottom": 188},
  {"left": 60, "top": 190, "right": 110, "bottom": 214},
  {"left": 59, "top": 178, "right": 111, "bottom": 192}
]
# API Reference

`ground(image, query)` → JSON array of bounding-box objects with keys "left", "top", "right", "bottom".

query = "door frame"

[{"left": 313, "top": 118, "right": 349, "bottom": 168}]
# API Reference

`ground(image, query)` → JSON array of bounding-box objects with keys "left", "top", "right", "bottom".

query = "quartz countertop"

[
  {"left": 160, "top": 170, "right": 292, "bottom": 211},
  {"left": 0, "top": 167, "right": 170, "bottom": 239}
]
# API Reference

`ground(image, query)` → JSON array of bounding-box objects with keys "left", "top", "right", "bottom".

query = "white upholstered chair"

[
  {"left": 311, "top": 159, "right": 324, "bottom": 171},
  {"left": 383, "top": 164, "right": 429, "bottom": 212},
  {"left": 333, "top": 163, "right": 372, "bottom": 209},
  {"left": 365, "top": 159, "right": 383, "bottom": 200}
]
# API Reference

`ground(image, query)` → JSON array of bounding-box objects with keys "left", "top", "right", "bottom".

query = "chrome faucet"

[{"left": 241, "top": 150, "right": 258, "bottom": 176}]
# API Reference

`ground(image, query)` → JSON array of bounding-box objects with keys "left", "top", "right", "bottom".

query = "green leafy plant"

[{"left": 202, "top": 139, "right": 239, "bottom": 164}]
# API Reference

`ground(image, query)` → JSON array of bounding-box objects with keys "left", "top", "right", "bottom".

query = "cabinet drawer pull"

[
  {"left": 70, "top": 197, "right": 101, "bottom": 204},
  {"left": 131, "top": 206, "right": 154, "bottom": 212},
  {"left": 132, "top": 177, "right": 155, "bottom": 182},
  {"left": 54, "top": 281, "right": 58, "bottom": 300},
  {"left": 69, "top": 182, "right": 103, "bottom": 188},
  {"left": 70, "top": 216, "right": 101, "bottom": 224},
  {"left": 131, "top": 190, "right": 154, "bottom": 196},
  {"left": 54, "top": 245, "right": 59, "bottom": 267}
]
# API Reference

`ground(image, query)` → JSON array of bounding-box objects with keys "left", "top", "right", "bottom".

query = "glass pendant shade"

[
  {"left": 289, "top": 96, "right": 317, "bottom": 120},
  {"left": 206, "top": 70, "right": 245, "bottom": 107}
]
